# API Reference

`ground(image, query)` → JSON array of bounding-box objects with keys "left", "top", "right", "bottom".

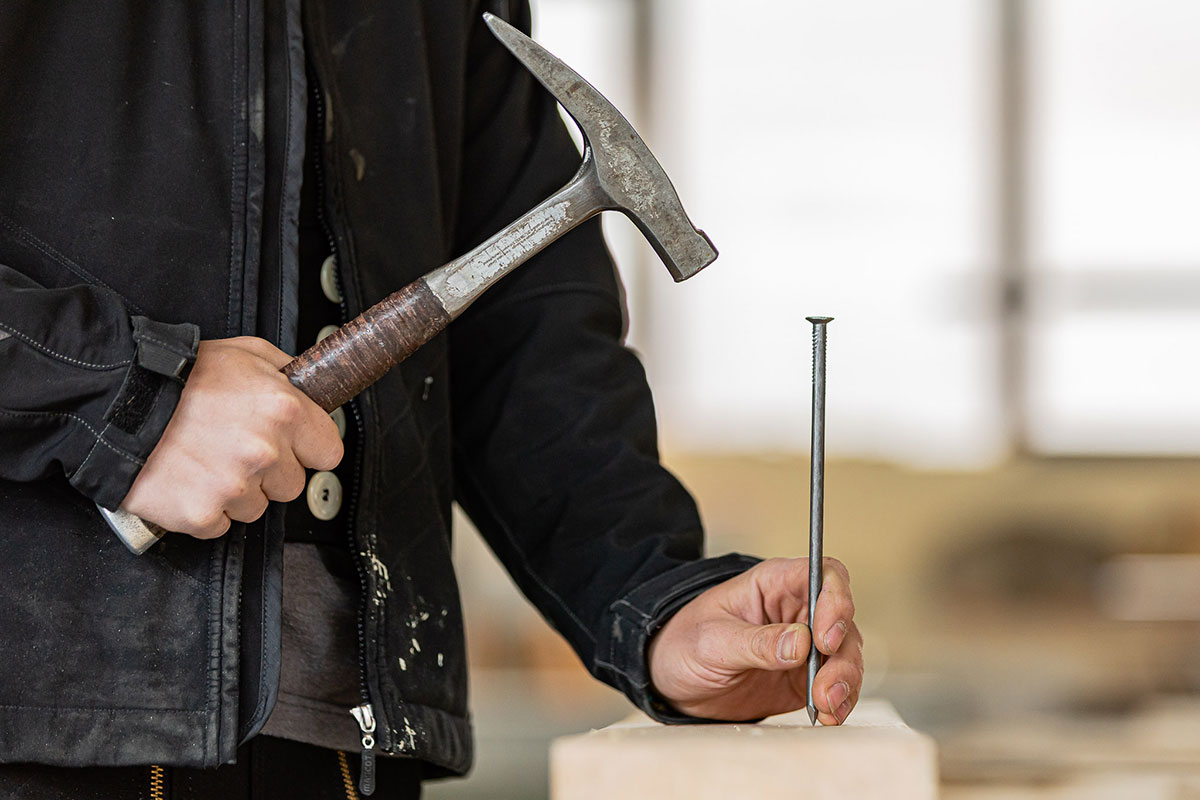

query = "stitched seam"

[
  {"left": 0, "top": 213, "right": 145, "bottom": 315},
  {"left": 250, "top": 520, "right": 270, "bottom": 727},
  {"left": 0, "top": 322, "right": 131, "bottom": 370},
  {"left": 277, "top": 25, "right": 296, "bottom": 346},
  {"left": 0, "top": 408, "right": 145, "bottom": 466},
  {"left": 225, "top": 2, "right": 239, "bottom": 338},
  {"left": 136, "top": 334, "right": 194, "bottom": 358},
  {"left": 0, "top": 703, "right": 205, "bottom": 714},
  {"left": 74, "top": 421, "right": 111, "bottom": 477},
  {"left": 376, "top": 414, "right": 446, "bottom": 494},
  {"left": 458, "top": 458, "right": 595, "bottom": 643},
  {"left": 254, "top": 0, "right": 297, "bottom": 728},
  {"left": 141, "top": 554, "right": 208, "bottom": 589},
  {"left": 204, "top": 528, "right": 221, "bottom": 765},
  {"left": 644, "top": 571, "right": 731, "bottom": 617},
  {"left": 612, "top": 598, "right": 651, "bottom": 622},
  {"left": 593, "top": 656, "right": 648, "bottom": 689}
]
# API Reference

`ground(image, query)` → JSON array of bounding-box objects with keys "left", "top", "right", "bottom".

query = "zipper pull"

[{"left": 350, "top": 703, "right": 377, "bottom": 796}]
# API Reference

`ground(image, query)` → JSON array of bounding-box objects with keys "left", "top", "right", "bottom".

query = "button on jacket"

[{"left": 0, "top": 0, "right": 755, "bottom": 775}]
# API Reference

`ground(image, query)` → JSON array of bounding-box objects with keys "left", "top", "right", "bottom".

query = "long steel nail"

[{"left": 805, "top": 316, "right": 832, "bottom": 725}]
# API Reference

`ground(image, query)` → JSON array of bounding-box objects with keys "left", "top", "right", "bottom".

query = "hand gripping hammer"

[{"left": 100, "top": 13, "right": 718, "bottom": 554}]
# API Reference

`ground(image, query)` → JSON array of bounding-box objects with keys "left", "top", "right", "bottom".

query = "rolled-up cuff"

[{"left": 595, "top": 553, "right": 761, "bottom": 724}]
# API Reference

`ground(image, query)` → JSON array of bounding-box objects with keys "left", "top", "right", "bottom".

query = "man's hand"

[
  {"left": 122, "top": 337, "right": 343, "bottom": 539},
  {"left": 647, "top": 557, "right": 862, "bottom": 725}
]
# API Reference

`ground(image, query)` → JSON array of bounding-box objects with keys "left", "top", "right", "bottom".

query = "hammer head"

[{"left": 484, "top": 13, "right": 717, "bottom": 282}]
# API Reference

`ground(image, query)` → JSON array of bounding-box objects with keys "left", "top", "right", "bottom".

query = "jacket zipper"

[
  {"left": 336, "top": 750, "right": 361, "bottom": 800},
  {"left": 308, "top": 65, "right": 383, "bottom": 796},
  {"left": 148, "top": 764, "right": 165, "bottom": 800},
  {"left": 350, "top": 703, "right": 377, "bottom": 796}
]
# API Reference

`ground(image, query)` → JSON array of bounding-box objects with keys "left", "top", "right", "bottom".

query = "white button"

[
  {"left": 330, "top": 406, "right": 347, "bottom": 439},
  {"left": 316, "top": 324, "right": 339, "bottom": 344},
  {"left": 307, "top": 471, "right": 343, "bottom": 521},
  {"left": 320, "top": 255, "right": 342, "bottom": 304}
]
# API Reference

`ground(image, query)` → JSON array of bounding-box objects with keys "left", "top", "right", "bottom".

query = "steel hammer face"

[{"left": 483, "top": 14, "right": 717, "bottom": 282}]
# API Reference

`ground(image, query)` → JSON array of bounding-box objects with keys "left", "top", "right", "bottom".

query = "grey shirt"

[{"left": 261, "top": 543, "right": 365, "bottom": 752}]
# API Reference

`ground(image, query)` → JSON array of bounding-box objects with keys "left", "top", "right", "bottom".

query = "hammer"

[{"left": 100, "top": 13, "right": 717, "bottom": 554}]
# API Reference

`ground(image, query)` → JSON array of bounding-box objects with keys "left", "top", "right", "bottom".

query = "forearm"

[{"left": 0, "top": 262, "right": 197, "bottom": 507}]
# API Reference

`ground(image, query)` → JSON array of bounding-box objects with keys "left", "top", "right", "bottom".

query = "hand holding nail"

[{"left": 643, "top": 556, "right": 862, "bottom": 725}]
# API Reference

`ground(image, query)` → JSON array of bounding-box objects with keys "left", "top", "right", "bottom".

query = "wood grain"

[{"left": 283, "top": 279, "right": 450, "bottom": 411}]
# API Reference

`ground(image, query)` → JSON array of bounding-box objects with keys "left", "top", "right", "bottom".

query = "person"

[{"left": 0, "top": 2, "right": 862, "bottom": 797}]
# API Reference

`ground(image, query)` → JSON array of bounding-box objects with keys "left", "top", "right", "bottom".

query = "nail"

[
  {"left": 778, "top": 624, "right": 804, "bottom": 662},
  {"left": 826, "top": 681, "right": 849, "bottom": 717},
  {"left": 823, "top": 620, "right": 847, "bottom": 653}
]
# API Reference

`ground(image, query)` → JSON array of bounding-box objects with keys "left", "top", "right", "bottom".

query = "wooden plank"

[{"left": 550, "top": 698, "right": 937, "bottom": 799}]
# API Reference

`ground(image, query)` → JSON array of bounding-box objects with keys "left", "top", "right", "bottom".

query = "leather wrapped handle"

[
  {"left": 99, "top": 277, "right": 451, "bottom": 555},
  {"left": 283, "top": 278, "right": 450, "bottom": 412}
]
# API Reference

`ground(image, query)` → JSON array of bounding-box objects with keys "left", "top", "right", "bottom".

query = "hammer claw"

[{"left": 483, "top": 13, "right": 717, "bottom": 281}]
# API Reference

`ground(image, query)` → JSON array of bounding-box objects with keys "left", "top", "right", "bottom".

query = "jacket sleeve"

[
  {"left": 0, "top": 262, "right": 198, "bottom": 510},
  {"left": 449, "top": 2, "right": 759, "bottom": 722}
]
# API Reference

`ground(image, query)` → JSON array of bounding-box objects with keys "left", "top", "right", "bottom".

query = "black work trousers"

[{"left": 0, "top": 736, "right": 422, "bottom": 800}]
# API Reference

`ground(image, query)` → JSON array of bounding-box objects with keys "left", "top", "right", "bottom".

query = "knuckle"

[
  {"left": 824, "top": 557, "right": 851, "bottom": 582},
  {"left": 820, "top": 587, "right": 854, "bottom": 619},
  {"left": 840, "top": 595, "right": 857, "bottom": 620},
  {"left": 212, "top": 475, "right": 249, "bottom": 504},
  {"left": 236, "top": 335, "right": 274, "bottom": 356},
  {"left": 241, "top": 438, "right": 280, "bottom": 472},
  {"left": 748, "top": 557, "right": 782, "bottom": 580},
  {"left": 838, "top": 653, "right": 864, "bottom": 678},
  {"left": 765, "top": 557, "right": 793, "bottom": 578},
  {"left": 262, "top": 391, "right": 303, "bottom": 425}
]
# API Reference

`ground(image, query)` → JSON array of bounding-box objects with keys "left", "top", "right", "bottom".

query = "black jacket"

[{"left": 0, "top": 0, "right": 754, "bottom": 774}]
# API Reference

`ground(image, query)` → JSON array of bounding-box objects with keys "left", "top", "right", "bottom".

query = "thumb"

[{"left": 723, "top": 621, "right": 811, "bottom": 672}]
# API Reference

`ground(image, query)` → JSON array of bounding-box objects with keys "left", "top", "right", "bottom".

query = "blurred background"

[{"left": 427, "top": 1, "right": 1200, "bottom": 797}]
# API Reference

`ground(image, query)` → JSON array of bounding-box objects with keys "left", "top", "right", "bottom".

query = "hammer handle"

[
  {"left": 283, "top": 278, "right": 450, "bottom": 411},
  {"left": 100, "top": 276, "right": 451, "bottom": 554},
  {"left": 285, "top": 176, "right": 598, "bottom": 410}
]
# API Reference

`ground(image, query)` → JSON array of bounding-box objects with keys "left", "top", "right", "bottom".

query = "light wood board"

[{"left": 550, "top": 698, "right": 937, "bottom": 799}]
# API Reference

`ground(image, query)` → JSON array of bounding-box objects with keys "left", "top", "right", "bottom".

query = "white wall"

[{"left": 533, "top": 0, "right": 1200, "bottom": 464}]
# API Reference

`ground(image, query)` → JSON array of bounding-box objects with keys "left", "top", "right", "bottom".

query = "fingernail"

[
  {"left": 826, "top": 681, "right": 849, "bottom": 715},
  {"left": 823, "top": 620, "right": 847, "bottom": 653},
  {"left": 777, "top": 625, "right": 804, "bottom": 662}
]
